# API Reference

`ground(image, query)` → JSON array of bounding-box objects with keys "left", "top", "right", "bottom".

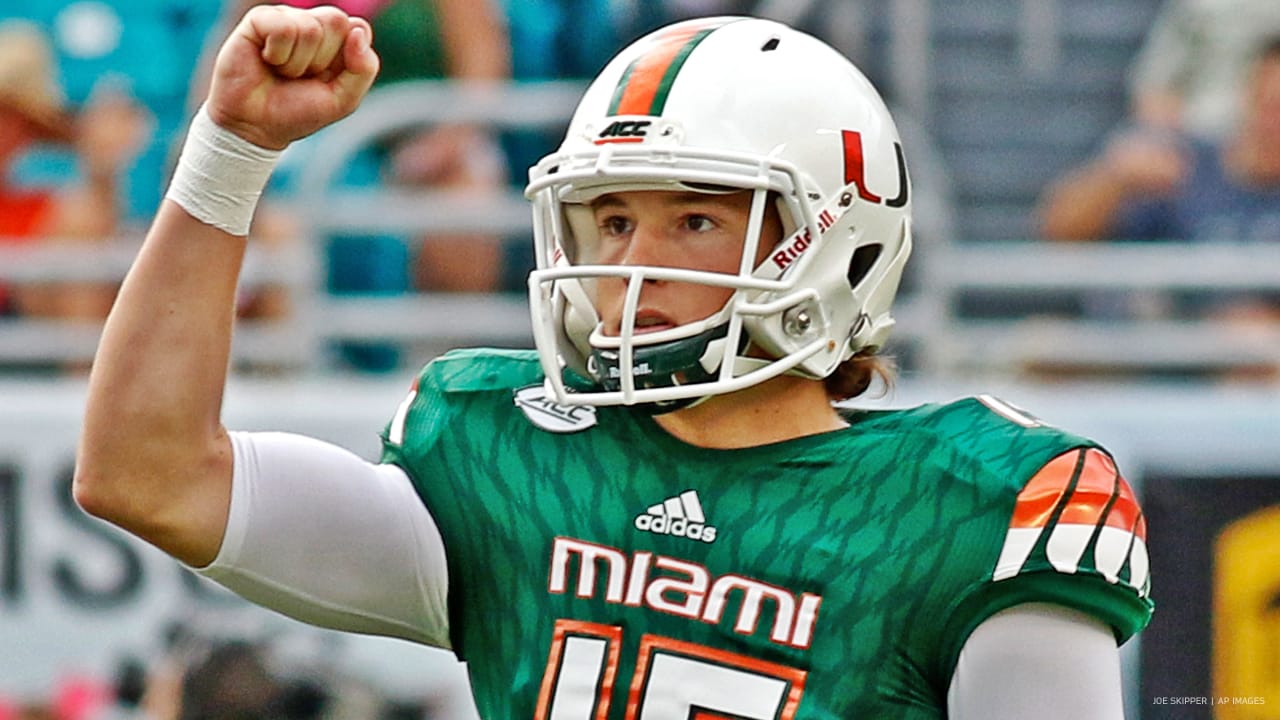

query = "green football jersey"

[{"left": 380, "top": 349, "right": 1153, "bottom": 719}]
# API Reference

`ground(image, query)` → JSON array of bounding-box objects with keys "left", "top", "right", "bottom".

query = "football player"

[{"left": 76, "top": 5, "right": 1153, "bottom": 718}]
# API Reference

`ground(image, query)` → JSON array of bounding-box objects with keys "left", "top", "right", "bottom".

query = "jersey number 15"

[{"left": 535, "top": 619, "right": 808, "bottom": 720}]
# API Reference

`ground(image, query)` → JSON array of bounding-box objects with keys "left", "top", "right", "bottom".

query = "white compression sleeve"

[
  {"left": 947, "top": 603, "right": 1127, "bottom": 720},
  {"left": 195, "top": 431, "right": 451, "bottom": 648}
]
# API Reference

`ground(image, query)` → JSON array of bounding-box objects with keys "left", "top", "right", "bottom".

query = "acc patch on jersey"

[{"left": 514, "top": 384, "right": 598, "bottom": 433}]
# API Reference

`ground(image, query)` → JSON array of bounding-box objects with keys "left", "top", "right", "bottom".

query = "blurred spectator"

[
  {"left": 252, "top": 0, "right": 513, "bottom": 294},
  {"left": 1128, "top": 0, "right": 1280, "bottom": 140},
  {"left": 503, "top": 0, "right": 627, "bottom": 84},
  {"left": 1039, "top": 37, "right": 1280, "bottom": 249},
  {"left": 104, "top": 628, "right": 441, "bottom": 720},
  {"left": 177, "top": 641, "right": 303, "bottom": 720},
  {"left": 0, "top": 19, "right": 149, "bottom": 325},
  {"left": 114, "top": 637, "right": 325, "bottom": 720},
  {"left": 495, "top": 0, "right": 631, "bottom": 288},
  {"left": 371, "top": 0, "right": 511, "bottom": 293},
  {"left": 4, "top": 2, "right": 223, "bottom": 222},
  {"left": 1037, "top": 36, "right": 1280, "bottom": 378}
]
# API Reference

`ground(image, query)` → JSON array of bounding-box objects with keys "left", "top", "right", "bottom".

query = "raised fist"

[{"left": 205, "top": 4, "right": 379, "bottom": 150}]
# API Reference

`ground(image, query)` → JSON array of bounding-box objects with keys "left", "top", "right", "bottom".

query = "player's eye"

[
  {"left": 597, "top": 215, "right": 633, "bottom": 238},
  {"left": 683, "top": 214, "right": 717, "bottom": 233}
]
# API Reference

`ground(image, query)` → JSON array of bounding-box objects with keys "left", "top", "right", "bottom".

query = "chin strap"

[{"left": 587, "top": 323, "right": 738, "bottom": 414}]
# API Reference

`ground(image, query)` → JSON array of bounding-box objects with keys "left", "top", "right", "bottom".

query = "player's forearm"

[
  {"left": 1036, "top": 164, "right": 1129, "bottom": 241},
  {"left": 52, "top": 172, "right": 121, "bottom": 239},
  {"left": 74, "top": 200, "right": 242, "bottom": 564},
  {"left": 436, "top": 0, "right": 511, "bottom": 81}
]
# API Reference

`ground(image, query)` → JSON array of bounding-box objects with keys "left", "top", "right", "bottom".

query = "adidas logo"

[{"left": 634, "top": 490, "right": 718, "bottom": 544}]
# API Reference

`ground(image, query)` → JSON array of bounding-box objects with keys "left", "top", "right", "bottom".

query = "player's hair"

[{"left": 824, "top": 351, "right": 895, "bottom": 401}]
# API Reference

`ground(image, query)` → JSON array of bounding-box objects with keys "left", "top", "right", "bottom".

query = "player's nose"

[{"left": 618, "top": 222, "right": 673, "bottom": 270}]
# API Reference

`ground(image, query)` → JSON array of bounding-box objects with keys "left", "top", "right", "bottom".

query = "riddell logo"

[
  {"left": 595, "top": 119, "right": 652, "bottom": 144},
  {"left": 634, "top": 490, "right": 717, "bottom": 543}
]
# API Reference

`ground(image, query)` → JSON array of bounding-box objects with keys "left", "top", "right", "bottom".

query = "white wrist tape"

[{"left": 165, "top": 105, "right": 283, "bottom": 236}]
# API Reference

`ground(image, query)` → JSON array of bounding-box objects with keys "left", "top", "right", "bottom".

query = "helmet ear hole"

[{"left": 848, "top": 244, "right": 883, "bottom": 289}]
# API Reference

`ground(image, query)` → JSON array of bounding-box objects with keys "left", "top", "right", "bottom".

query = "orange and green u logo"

[{"left": 607, "top": 19, "right": 740, "bottom": 117}]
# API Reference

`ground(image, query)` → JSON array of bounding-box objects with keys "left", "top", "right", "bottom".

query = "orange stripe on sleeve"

[
  {"left": 1056, "top": 448, "right": 1119, "bottom": 526},
  {"left": 1102, "top": 473, "right": 1143, "bottom": 535},
  {"left": 1009, "top": 449, "right": 1082, "bottom": 529}
]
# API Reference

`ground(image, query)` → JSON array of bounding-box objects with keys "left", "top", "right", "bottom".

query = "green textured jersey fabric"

[{"left": 380, "top": 349, "right": 1154, "bottom": 719}]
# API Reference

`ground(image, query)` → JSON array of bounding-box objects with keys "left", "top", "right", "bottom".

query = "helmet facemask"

[{"left": 528, "top": 145, "right": 844, "bottom": 411}]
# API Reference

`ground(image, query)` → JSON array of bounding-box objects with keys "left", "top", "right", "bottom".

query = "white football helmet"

[{"left": 526, "top": 16, "right": 912, "bottom": 411}]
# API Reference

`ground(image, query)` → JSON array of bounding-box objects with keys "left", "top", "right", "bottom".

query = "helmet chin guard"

[
  {"left": 525, "top": 16, "right": 913, "bottom": 410},
  {"left": 587, "top": 322, "right": 736, "bottom": 414}
]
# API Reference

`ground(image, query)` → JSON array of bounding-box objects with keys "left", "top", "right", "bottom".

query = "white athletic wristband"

[{"left": 165, "top": 104, "right": 283, "bottom": 236}]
